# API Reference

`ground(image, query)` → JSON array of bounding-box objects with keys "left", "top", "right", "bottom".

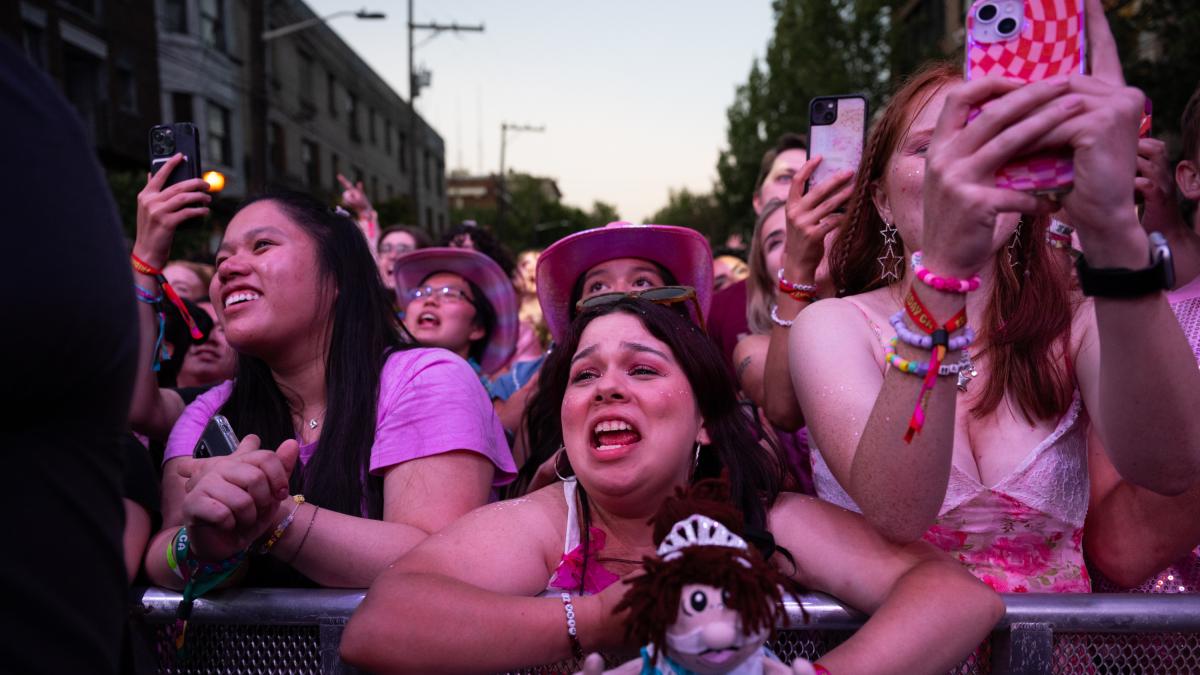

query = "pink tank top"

[{"left": 1092, "top": 273, "right": 1200, "bottom": 593}]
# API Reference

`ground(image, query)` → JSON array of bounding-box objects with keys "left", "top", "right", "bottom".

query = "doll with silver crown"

[{"left": 578, "top": 480, "right": 825, "bottom": 675}]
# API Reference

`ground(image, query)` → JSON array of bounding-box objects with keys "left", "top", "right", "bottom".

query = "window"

[
  {"left": 353, "top": 166, "right": 364, "bottom": 185},
  {"left": 371, "top": 175, "right": 379, "bottom": 202},
  {"left": 398, "top": 131, "right": 408, "bottom": 172},
  {"left": 326, "top": 71, "right": 337, "bottom": 118},
  {"left": 207, "top": 100, "right": 231, "bottom": 166},
  {"left": 330, "top": 152, "right": 340, "bottom": 192},
  {"left": 424, "top": 150, "right": 432, "bottom": 189},
  {"left": 172, "top": 92, "right": 194, "bottom": 122},
  {"left": 347, "top": 92, "right": 360, "bottom": 141},
  {"left": 298, "top": 50, "right": 315, "bottom": 106},
  {"left": 268, "top": 122, "right": 285, "bottom": 176},
  {"left": 117, "top": 66, "right": 137, "bottom": 112},
  {"left": 385, "top": 120, "right": 392, "bottom": 155},
  {"left": 200, "top": 0, "right": 226, "bottom": 52},
  {"left": 369, "top": 109, "right": 377, "bottom": 143},
  {"left": 302, "top": 140, "right": 320, "bottom": 188},
  {"left": 425, "top": 207, "right": 432, "bottom": 229},
  {"left": 163, "top": 0, "right": 187, "bottom": 33}
]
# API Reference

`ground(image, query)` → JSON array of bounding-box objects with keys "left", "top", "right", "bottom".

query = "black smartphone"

[
  {"left": 193, "top": 414, "right": 239, "bottom": 458},
  {"left": 149, "top": 122, "right": 202, "bottom": 189}
]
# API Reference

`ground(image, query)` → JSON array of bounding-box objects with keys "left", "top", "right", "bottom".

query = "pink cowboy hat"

[
  {"left": 537, "top": 222, "right": 713, "bottom": 344},
  {"left": 394, "top": 247, "right": 518, "bottom": 375}
]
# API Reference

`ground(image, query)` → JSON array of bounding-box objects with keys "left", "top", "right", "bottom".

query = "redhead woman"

[
  {"left": 142, "top": 191, "right": 515, "bottom": 591},
  {"left": 786, "top": 0, "right": 1200, "bottom": 593},
  {"left": 341, "top": 297, "right": 1003, "bottom": 674}
]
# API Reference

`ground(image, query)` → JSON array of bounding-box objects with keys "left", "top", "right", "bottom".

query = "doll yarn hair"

[{"left": 614, "top": 479, "right": 806, "bottom": 664}]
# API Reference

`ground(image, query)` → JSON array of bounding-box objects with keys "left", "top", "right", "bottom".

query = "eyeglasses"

[
  {"left": 575, "top": 285, "right": 706, "bottom": 331},
  {"left": 405, "top": 285, "right": 476, "bottom": 305},
  {"left": 379, "top": 243, "right": 414, "bottom": 255}
]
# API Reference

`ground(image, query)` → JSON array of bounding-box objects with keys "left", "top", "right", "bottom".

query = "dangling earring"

[
  {"left": 691, "top": 442, "right": 702, "bottom": 476},
  {"left": 553, "top": 446, "right": 573, "bottom": 482},
  {"left": 878, "top": 220, "right": 903, "bottom": 282},
  {"left": 1007, "top": 218, "right": 1024, "bottom": 269}
]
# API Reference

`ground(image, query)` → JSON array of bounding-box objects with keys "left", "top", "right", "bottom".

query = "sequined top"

[
  {"left": 812, "top": 394, "right": 1092, "bottom": 593},
  {"left": 1092, "top": 273, "right": 1200, "bottom": 594}
]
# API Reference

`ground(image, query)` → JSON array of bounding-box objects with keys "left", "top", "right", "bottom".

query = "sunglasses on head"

[{"left": 575, "top": 285, "right": 706, "bottom": 332}]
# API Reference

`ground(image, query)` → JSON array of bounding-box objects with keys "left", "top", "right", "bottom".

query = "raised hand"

[
  {"left": 921, "top": 76, "right": 1078, "bottom": 277},
  {"left": 337, "top": 173, "right": 374, "bottom": 217},
  {"left": 134, "top": 152, "right": 211, "bottom": 269},
  {"left": 1137, "top": 138, "right": 1188, "bottom": 237},
  {"left": 784, "top": 156, "right": 853, "bottom": 278},
  {"left": 178, "top": 434, "right": 300, "bottom": 561}
]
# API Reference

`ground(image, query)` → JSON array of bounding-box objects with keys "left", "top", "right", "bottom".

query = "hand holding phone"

[
  {"left": 965, "top": 0, "right": 1086, "bottom": 194},
  {"left": 805, "top": 95, "right": 868, "bottom": 196},
  {"left": 193, "top": 414, "right": 240, "bottom": 458},
  {"left": 149, "top": 123, "right": 203, "bottom": 188}
]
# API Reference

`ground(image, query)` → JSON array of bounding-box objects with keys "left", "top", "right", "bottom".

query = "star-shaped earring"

[{"left": 878, "top": 221, "right": 902, "bottom": 282}]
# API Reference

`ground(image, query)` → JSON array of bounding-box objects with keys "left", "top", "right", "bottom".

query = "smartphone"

[
  {"left": 193, "top": 414, "right": 239, "bottom": 459},
  {"left": 806, "top": 95, "right": 868, "bottom": 197},
  {"left": 149, "top": 122, "right": 202, "bottom": 189},
  {"left": 965, "top": 0, "right": 1086, "bottom": 194}
]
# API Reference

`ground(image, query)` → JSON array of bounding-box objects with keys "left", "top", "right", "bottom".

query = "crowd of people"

[{"left": 8, "top": 1, "right": 1200, "bottom": 672}]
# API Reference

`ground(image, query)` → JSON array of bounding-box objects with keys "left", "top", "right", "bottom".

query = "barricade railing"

[{"left": 133, "top": 587, "right": 1200, "bottom": 674}]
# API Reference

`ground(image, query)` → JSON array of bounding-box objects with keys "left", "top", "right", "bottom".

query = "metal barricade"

[{"left": 134, "top": 588, "right": 1200, "bottom": 674}]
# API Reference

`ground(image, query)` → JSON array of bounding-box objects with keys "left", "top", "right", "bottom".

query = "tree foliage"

[{"left": 648, "top": 188, "right": 725, "bottom": 241}]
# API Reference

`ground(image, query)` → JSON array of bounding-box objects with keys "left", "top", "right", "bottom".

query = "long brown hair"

[
  {"left": 746, "top": 198, "right": 786, "bottom": 335},
  {"left": 832, "top": 61, "right": 1075, "bottom": 423}
]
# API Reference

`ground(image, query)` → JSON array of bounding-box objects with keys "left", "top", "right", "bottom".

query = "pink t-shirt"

[{"left": 164, "top": 348, "right": 516, "bottom": 487}]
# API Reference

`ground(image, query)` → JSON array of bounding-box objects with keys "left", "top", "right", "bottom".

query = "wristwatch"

[{"left": 1076, "top": 232, "right": 1175, "bottom": 298}]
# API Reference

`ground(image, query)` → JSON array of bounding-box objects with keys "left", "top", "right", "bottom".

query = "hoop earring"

[
  {"left": 878, "top": 220, "right": 903, "bottom": 282},
  {"left": 553, "top": 446, "right": 572, "bottom": 482}
]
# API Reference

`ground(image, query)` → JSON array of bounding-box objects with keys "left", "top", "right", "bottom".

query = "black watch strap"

[{"left": 1076, "top": 232, "right": 1175, "bottom": 298}]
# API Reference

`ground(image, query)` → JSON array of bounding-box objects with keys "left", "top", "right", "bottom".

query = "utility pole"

[
  {"left": 496, "top": 122, "right": 544, "bottom": 236},
  {"left": 408, "top": 0, "right": 484, "bottom": 236}
]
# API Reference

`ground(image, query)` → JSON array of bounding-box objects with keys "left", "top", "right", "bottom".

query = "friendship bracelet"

[
  {"left": 900, "top": 288, "right": 966, "bottom": 443},
  {"left": 131, "top": 253, "right": 205, "bottom": 341},
  {"left": 257, "top": 495, "right": 305, "bottom": 555},
  {"left": 560, "top": 592, "right": 585, "bottom": 661},
  {"left": 884, "top": 338, "right": 969, "bottom": 377},
  {"left": 889, "top": 311, "right": 974, "bottom": 351},
  {"left": 910, "top": 251, "right": 981, "bottom": 293},
  {"left": 769, "top": 304, "right": 796, "bottom": 328},
  {"left": 777, "top": 269, "right": 819, "bottom": 302},
  {"left": 135, "top": 284, "right": 164, "bottom": 304}
]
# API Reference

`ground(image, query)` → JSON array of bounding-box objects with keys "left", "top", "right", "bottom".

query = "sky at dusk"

[{"left": 305, "top": 1, "right": 775, "bottom": 222}]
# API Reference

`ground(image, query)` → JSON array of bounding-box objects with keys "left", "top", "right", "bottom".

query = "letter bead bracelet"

[
  {"left": 889, "top": 311, "right": 974, "bottom": 351},
  {"left": 911, "top": 251, "right": 981, "bottom": 294}
]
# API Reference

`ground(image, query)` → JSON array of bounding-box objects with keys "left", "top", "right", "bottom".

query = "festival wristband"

[
  {"left": 910, "top": 251, "right": 981, "bottom": 293},
  {"left": 131, "top": 253, "right": 204, "bottom": 341},
  {"left": 902, "top": 287, "right": 967, "bottom": 336}
]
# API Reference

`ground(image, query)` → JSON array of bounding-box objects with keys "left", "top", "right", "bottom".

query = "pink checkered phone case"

[{"left": 966, "top": 0, "right": 1086, "bottom": 194}]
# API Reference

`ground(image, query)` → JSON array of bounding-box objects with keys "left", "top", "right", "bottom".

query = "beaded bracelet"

[
  {"left": 257, "top": 495, "right": 305, "bottom": 555},
  {"left": 911, "top": 251, "right": 981, "bottom": 293},
  {"left": 889, "top": 311, "right": 974, "bottom": 351},
  {"left": 135, "top": 284, "right": 164, "bottom": 304},
  {"left": 560, "top": 592, "right": 585, "bottom": 661},
  {"left": 769, "top": 304, "right": 795, "bottom": 328},
  {"left": 884, "top": 338, "right": 969, "bottom": 377},
  {"left": 777, "top": 269, "right": 818, "bottom": 302}
]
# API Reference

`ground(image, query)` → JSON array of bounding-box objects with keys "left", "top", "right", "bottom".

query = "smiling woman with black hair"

[{"left": 142, "top": 190, "right": 515, "bottom": 590}]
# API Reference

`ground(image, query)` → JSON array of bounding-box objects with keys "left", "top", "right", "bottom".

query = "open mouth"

[
  {"left": 223, "top": 291, "right": 261, "bottom": 309},
  {"left": 415, "top": 312, "right": 440, "bottom": 328},
  {"left": 591, "top": 418, "right": 642, "bottom": 452}
]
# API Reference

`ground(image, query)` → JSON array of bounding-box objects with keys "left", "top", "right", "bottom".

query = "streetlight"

[{"left": 248, "top": 7, "right": 387, "bottom": 192}]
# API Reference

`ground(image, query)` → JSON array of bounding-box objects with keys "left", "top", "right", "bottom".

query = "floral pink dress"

[
  {"left": 811, "top": 395, "right": 1091, "bottom": 593},
  {"left": 1091, "top": 273, "right": 1200, "bottom": 594}
]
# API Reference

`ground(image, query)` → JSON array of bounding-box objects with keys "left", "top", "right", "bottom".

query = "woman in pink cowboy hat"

[
  {"left": 506, "top": 222, "right": 716, "bottom": 493},
  {"left": 393, "top": 246, "right": 519, "bottom": 381}
]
